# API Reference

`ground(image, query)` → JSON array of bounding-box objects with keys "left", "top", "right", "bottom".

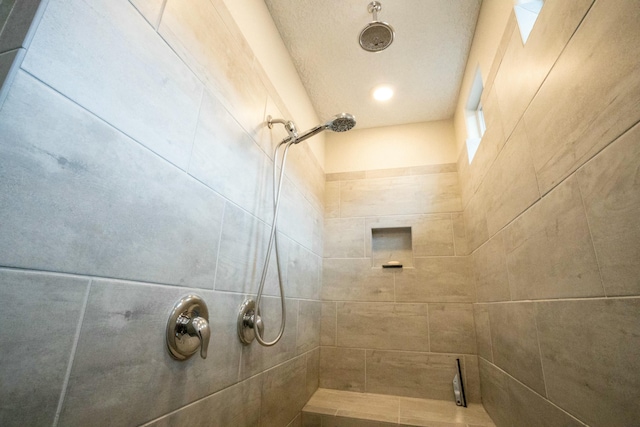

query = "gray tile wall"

[
  {"left": 460, "top": 0, "right": 640, "bottom": 425},
  {"left": 321, "top": 164, "right": 479, "bottom": 402},
  {"left": 0, "top": 0, "right": 323, "bottom": 425}
]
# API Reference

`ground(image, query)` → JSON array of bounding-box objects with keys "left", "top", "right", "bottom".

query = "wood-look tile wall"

[
  {"left": 0, "top": 1, "right": 322, "bottom": 426},
  {"left": 322, "top": 164, "right": 480, "bottom": 402},
  {"left": 460, "top": 1, "right": 640, "bottom": 425}
]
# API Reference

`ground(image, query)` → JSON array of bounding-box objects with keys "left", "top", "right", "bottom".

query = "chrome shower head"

[
  {"left": 268, "top": 113, "right": 356, "bottom": 145},
  {"left": 360, "top": 1, "right": 394, "bottom": 52}
]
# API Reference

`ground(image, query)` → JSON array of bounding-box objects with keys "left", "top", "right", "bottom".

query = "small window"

[
  {"left": 514, "top": 0, "right": 544, "bottom": 44},
  {"left": 465, "top": 67, "right": 485, "bottom": 163}
]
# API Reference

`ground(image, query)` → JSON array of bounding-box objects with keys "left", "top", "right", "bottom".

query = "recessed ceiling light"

[{"left": 372, "top": 85, "right": 394, "bottom": 101}]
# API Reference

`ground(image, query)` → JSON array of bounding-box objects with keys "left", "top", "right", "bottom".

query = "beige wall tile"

[
  {"left": 428, "top": 303, "right": 476, "bottom": 354},
  {"left": 463, "top": 355, "right": 482, "bottom": 404},
  {"left": 365, "top": 215, "right": 455, "bottom": 258},
  {"left": 130, "top": 0, "right": 164, "bottom": 27},
  {"left": 306, "top": 348, "right": 320, "bottom": 401},
  {"left": 189, "top": 90, "right": 273, "bottom": 223},
  {"left": 287, "top": 413, "right": 303, "bottom": 427},
  {"left": 287, "top": 241, "right": 321, "bottom": 300},
  {"left": 322, "top": 259, "right": 394, "bottom": 302},
  {"left": 321, "top": 302, "right": 337, "bottom": 346},
  {"left": 22, "top": 0, "right": 203, "bottom": 170},
  {"left": 473, "top": 305, "right": 493, "bottom": 363},
  {"left": 324, "top": 218, "right": 365, "bottom": 258},
  {"left": 536, "top": 298, "right": 640, "bottom": 427},
  {"left": 239, "top": 297, "right": 298, "bottom": 379},
  {"left": 159, "top": 0, "right": 268, "bottom": 137},
  {"left": 319, "top": 347, "right": 365, "bottom": 392},
  {"left": 478, "top": 359, "right": 511, "bottom": 427},
  {"left": 578, "top": 123, "right": 640, "bottom": 296},
  {"left": 523, "top": 0, "right": 640, "bottom": 194},
  {"left": 366, "top": 350, "right": 460, "bottom": 400},
  {"left": 488, "top": 302, "right": 546, "bottom": 396},
  {"left": 472, "top": 232, "right": 510, "bottom": 302},
  {"left": 451, "top": 213, "right": 468, "bottom": 256},
  {"left": 493, "top": 0, "right": 594, "bottom": 140},
  {"left": 463, "top": 187, "right": 489, "bottom": 252},
  {"left": 506, "top": 372, "right": 584, "bottom": 427},
  {"left": 279, "top": 177, "right": 325, "bottom": 256},
  {"left": 340, "top": 173, "right": 462, "bottom": 218},
  {"left": 325, "top": 181, "right": 340, "bottom": 218},
  {"left": 261, "top": 356, "right": 308, "bottom": 427},
  {"left": 483, "top": 122, "right": 540, "bottom": 235},
  {"left": 297, "top": 300, "right": 321, "bottom": 355},
  {"left": 337, "top": 303, "right": 429, "bottom": 352},
  {"left": 395, "top": 257, "right": 474, "bottom": 303},
  {"left": 503, "top": 177, "right": 604, "bottom": 300},
  {"left": 146, "top": 375, "right": 262, "bottom": 427}
]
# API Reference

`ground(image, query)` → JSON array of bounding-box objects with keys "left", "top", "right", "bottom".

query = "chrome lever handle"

[
  {"left": 166, "top": 295, "right": 211, "bottom": 361},
  {"left": 188, "top": 316, "right": 210, "bottom": 359}
]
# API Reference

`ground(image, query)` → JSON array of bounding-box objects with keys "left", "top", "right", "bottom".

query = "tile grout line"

[
  {"left": 532, "top": 303, "right": 550, "bottom": 399},
  {"left": 52, "top": 279, "right": 92, "bottom": 426},
  {"left": 576, "top": 181, "right": 607, "bottom": 298}
]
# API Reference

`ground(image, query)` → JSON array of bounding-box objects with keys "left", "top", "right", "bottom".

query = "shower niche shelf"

[{"left": 371, "top": 227, "right": 413, "bottom": 268}]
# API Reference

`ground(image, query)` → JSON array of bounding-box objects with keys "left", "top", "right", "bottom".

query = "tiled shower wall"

[
  {"left": 321, "top": 164, "right": 482, "bottom": 402},
  {"left": 0, "top": 1, "right": 324, "bottom": 426},
  {"left": 459, "top": 1, "right": 640, "bottom": 425}
]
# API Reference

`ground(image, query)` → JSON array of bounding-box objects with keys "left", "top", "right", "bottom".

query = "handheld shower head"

[{"left": 268, "top": 113, "right": 356, "bottom": 144}]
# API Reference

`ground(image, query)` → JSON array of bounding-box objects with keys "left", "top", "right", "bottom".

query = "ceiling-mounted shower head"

[{"left": 359, "top": 1, "right": 394, "bottom": 52}]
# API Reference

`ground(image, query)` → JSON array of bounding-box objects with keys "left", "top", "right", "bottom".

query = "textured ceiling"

[{"left": 264, "top": 0, "right": 482, "bottom": 129}]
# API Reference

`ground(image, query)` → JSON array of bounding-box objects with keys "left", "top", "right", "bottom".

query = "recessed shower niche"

[{"left": 371, "top": 227, "right": 413, "bottom": 268}]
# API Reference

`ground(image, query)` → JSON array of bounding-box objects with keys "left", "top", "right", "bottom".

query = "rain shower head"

[
  {"left": 268, "top": 113, "right": 356, "bottom": 144},
  {"left": 359, "top": 1, "right": 394, "bottom": 52}
]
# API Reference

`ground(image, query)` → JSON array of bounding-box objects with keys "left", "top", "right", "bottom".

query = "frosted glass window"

[{"left": 514, "top": 0, "right": 544, "bottom": 44}]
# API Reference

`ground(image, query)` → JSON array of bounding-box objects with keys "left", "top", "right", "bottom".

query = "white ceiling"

[{"left": 264, "top": 0, "right": 482, "bottom": 130}]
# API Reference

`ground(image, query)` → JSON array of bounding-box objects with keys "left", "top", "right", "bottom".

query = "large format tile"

[
  {"left": 399, "top": 395, "right": 494, "bottom": 426},
  {"left": 306, "top": 348, "right": 320, "bottom": 401},
  {"left": 320, "top": 302, "right": 337, "bottom": 346},
  {"left": 451, "top": 213, "right": 468, "bottom": 256},
  {"left": 365, "top": 214, "right": 454, "bottom": 258},
  {"left": 287, "top": 241, "right": 322, "bottom": 300},
  {"left": 279, "top": 177, "right": 324, "bottom": 256},
  {"left": 428, "top": 303, "right": 476, "bottom": 354},
  {"left": 58, "top": 281, "right": 244, "bottom": 427},
  {"left": 336, "top": 303, "right": 429, "bottom": 352},
  {"left": 503, "top": 177, "right": 604, "bottom": 300},
  {"left": 340, "top": 173, "right": 462, "bottom": 218},
  {"left": 536, "top": 298, "right": 640, "bottom": 427},
  {"left": 214, "top": 203, "right": 283, "bottom": 295},
  {"left": 473, "top": 305, "right": 493, "bottom": 362},
  {"left": 524, "top": 0, "right": 640, "bottom": 194},
  {"left": 319, "top": 347, "right": 365, "bottom": 392},
  {"left": 472, "top": 232, "right": 510, "bottom": 302},
  {"left": 297, "top": 300, "right": 321, "bottom": 355},
  {"left": 189, "top": 90, "right": 273, "bottom": 223},
  {"left": 324, "top": 218, "right": 365, "bottom": 258},
  {"left": 261, "top": 355, "right": 308, "bottom": 427},
  {"left": 0, "top": 269, "right": 88, "bottom": 427},
  {"left": 0, "top": 72, "right": 224, "bottom": 288},
  {"left": 325, "top": 181, "right": 340, "bottom": 218},
  {"left": 493, "top": 0, "right": 594, "bottom": 140},
  {"left": 395, "top": 257, "right": 474, "bottom": 303},
  {"left": 239, "top": 296, "right": 299, "bottom": 379},
  {"left": 463, "top": 187, "right": 489, "bottom": 252},
  {"left": 0, "top": 0, "right": 40, "bottom": 52},
  {"left": 478, "top": 359, "right": 511, "bottom": 427},
  {"left": 159, "top": 0, "right": 267, "bottom": 137},
  {"left": 322, "top": 259, "right": 394, "bottom": 302},
  {"left": 483, "top": 122, "right": 540, "bottom": 235},
  {"left": 488, "top": 302, "right": 546, "bottom": 396},
  {"left": 577, "top": 122, "right": 640, "bottom": 296},
  {"left": 129, "top": 0, "right": 165, "bottom": 28},
  {"left": 22, "top": 0, "right": 202, "bottom": 169},
  {"left": 143, "top": 375, "right": 262, "bottom": 427},
  {"left": 366, "top": 350, "right": 461, "bottom": 400}
]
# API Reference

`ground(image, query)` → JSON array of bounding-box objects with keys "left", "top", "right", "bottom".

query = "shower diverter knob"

[{"left": 166, "top": 294, "right": 211, "bottom": 360}]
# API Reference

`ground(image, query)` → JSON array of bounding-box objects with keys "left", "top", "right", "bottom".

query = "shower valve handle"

[
  {"left": 166, "top": 295, "right": 211, "bottom": 361},
  {"left": 188, "top": 316, "right": 210, "bottom": 359}
]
